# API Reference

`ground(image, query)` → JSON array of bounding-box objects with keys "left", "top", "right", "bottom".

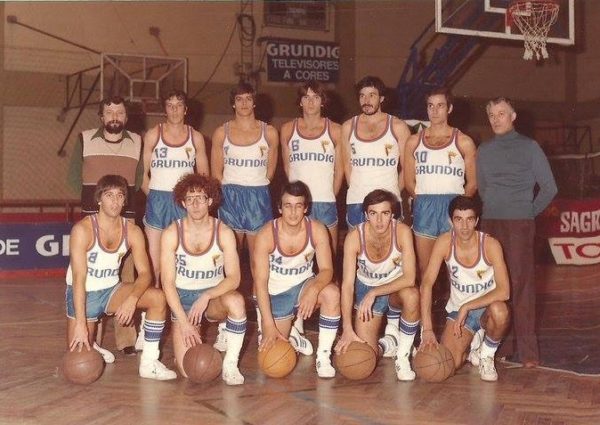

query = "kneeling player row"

[{"left": 65, "top": 174, "right": 510, "bottom": 385}]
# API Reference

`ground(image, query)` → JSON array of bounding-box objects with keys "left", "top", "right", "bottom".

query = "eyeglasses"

[{"left": 184, "top": 195, "right": 209, "bottom": 205}]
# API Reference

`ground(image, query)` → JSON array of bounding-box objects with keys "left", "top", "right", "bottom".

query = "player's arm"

[
  {"left": 68, "top": 220, "right": 93, "bottom": 350},
  {"left": 160, "top": 223, "right": 202, "bottom": 346},
  {"left": 458, "top": 133, "right": 477, "bottom": 197},
  {"left": 418, "top": 233, "right": 450, "bottom": 349},
  {"left": 114, "top": 224, "right": 152, "bottom": 326},
  {"left": 189, "top": 223, "right": 242, "bottom": 325},
  {"left": 335, "top": 230, "right": 365, "bottom": 353},
  {"left": 392, "top": 117, "right": 411, "bottom": 193},
  {"left": 297, "top": 221, "right": 334, "bottom": 320},
  {"left": 210, "top": 126, "right": 226, "bottom": 181},
  {"left": 356, "top": 223, "right": 416, "bottom": 322},
  {"left": 141, "top": 126, "right": 159, "bottom": 195},
  {"left": 279, "top": 121, "right": 294, "bottom": 179},
  {"left": 253, "top": 224, "right": 286, "bottom": 351},
  {"left": 403, "top": 134, "right": 419, "bottom": 198},
  {"left": 265, "top": 124, "right": 279, "bottom": 181},
  {"left": 330, "top": 121, "right": 344, "bottom": 195},
  {"left": 340, "top": 119, "right": 353, "bottom": 185},
  {"left": 192, "top": 129, "right": 210, "bottom": 176}
]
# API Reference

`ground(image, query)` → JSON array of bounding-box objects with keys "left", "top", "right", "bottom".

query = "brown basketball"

[
  {"left": 413, "top": 344, "right": 455, "bottom": 382},
  {"left": 62, "top": 349, "right": 104, "bottom": 385},
  {"left": 258, "top": 339, "right": 297, "bottom": 378},
  {"left": 334, "top": 342, "right": 377, "bottom": 380},
  {"left": 183, "top": 344, "right": 222, "bottom": 383}
]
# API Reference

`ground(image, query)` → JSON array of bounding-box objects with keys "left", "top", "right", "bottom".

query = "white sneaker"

[
  {"left": 213, "top": 323, "right": 227, "bottom": 352},
  {"left": 139, "top": 359, "right": 177, "bottom": 381},
  {"left": 378, "top": 324, "right": 400, "bottom": 358},
  {"left": 468, "top": 329, "right": 484, "bottom": 366},
  {"left": 289, "top": 326, "right": 313, "bottom": 356},
  {"left": 479, "top": 356, "right": 498, "bottom": 382},
  {"left": 135, "top": 328, "right": 145, "bottom": 352},
  {"left": 222, "top": 362, "right": 244, "bottom": 385},
  {"left": 395, "top": 353, "right": 416, "bottom": 381},
  {"left": 93, "top": 343, "right": 115, "bottom": 364},
  {"left": 316, "top": 356, "right": 336, "bottom": 378}
]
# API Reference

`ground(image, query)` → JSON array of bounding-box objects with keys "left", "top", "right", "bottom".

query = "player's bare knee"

[
  {"left": 145, "top": 288, "right": 167, "bottom": 314},
  {"left": 488, "top": 301, "right": 509, "bottom": 326},
  {"left": 319, "top": 284, "right": 340, "bottom": 309},
  {"left": 400, "top": 286, "right": 420, "bottom": 313},
  {"left": 222, "top": 290, "right": 246, "bottom": 317}
]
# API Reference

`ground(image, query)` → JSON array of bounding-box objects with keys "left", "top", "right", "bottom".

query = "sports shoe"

[
  {"left": 139, "top": 359, "right": 177, "bottom": 381},
  {"left": 378, "top": 324, "right": 400, "bottom": 358},
  {"left": 222, "top": 362, "right": 244, "bottom": 385},
  {"left": 213, "top": 323, "right": 227, "bottom": 352},
  {"left": 468, "top": 329, "right": 484, "bottom": 366},
  {"left": 316, "top": 354, "right": 336, "bottom": 378},
  {"left": 395, "top": 353, "right": 416, "bottom": 381},
  {"left": 479, "top": 356, "right": 498, "bottom": 382},
  {"left": 93, "top": 343, "right": 115, "bottom": 364},
  {"left": 289, "top": 326, "right": 313, "bottom": 356}
]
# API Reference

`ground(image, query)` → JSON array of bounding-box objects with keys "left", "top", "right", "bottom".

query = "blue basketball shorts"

[
  {"left": 219, "top": 184, "right": 273, "bottom": 234},
  {"left": 446, "top": 306, "right": 486, "bottom": 334},
  {"left": 170, "top": 287, "right": 218, "bottom": 322},
  {"left": 65, "top": 284, "right": 120, "bottom": 321},
  {"left": 412, "top": 194, "right": 458, "bottom": 239},
  {"left": 346, "top": 202, "right": 403, "bottom": 229},
  {"left": 353, "top": 278, "right": 389, "bottom": 316},
  {"left": 143, "top": 189, "right": 186, "bottom": 230},
  {"left": 310, "top": 201, "right": 338, "bottom": 228},
  {"left": 269, "top": 278, "right": 311, "bottom": 321}
]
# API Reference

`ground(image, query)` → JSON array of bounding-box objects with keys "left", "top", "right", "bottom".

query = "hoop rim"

[{"left": 506, "top": 0, "right": 560, "bottom": 29}]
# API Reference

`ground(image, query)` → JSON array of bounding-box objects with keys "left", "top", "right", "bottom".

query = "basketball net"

[{"left": 507, "top": 0, "right": 560, "bottom": 60}]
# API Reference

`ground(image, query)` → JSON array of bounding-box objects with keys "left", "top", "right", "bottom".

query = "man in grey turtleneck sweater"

[{"left": 476, "top": 97, "right": 557, "bottom": 368}]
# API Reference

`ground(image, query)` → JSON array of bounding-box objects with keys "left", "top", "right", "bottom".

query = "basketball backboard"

[{"left": 435, "top": 0, "right": 574, "bottom": 46}]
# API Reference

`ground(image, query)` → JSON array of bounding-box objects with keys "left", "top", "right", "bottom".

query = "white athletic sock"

[
  {"left": 386, "top": 304, "right": 401, "bottom": 330},
  {"left": 398, "top": 317, "right": 420, "bottom": 357},
  {"left": 293, "top": 316, "right": 305, "bottom": 333},
  {"left": 479, "top": 335, "right": 501, "bottom": 359},
  {"left": 317, "top": 314, "right": 340, "bottom": 357},
  {"left": 224, "top": 316, "right": 247, "bottom": 365},
  {"left": 141, "top": 319, "right": 165, "bottom": 362}
]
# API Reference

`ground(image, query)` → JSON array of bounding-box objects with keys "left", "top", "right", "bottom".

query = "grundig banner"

[{"left": 266, "top": 39, "right": 339, "bottom": 83}]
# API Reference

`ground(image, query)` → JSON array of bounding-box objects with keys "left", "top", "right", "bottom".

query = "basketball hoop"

[{"left": 507, "top": 0, "right": 560, "bottom": 60}]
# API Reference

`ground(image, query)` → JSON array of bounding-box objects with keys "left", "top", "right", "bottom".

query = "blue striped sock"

[
  {"left": 226, "top": 317, "right": 247, "bottom": 334},
  {"left": 144, "top": 319, "right": 165, "bottom": 343},
  {"left": 387, "top": 304, "right": 401, "bottom": 328}
]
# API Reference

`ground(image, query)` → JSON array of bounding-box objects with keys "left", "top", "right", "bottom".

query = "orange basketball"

[
  {"left": 413, "top": 344, "right": 455, "bottom": 382},
  {"left": 62, "top": 349, "right": 104, "bottom": 385},
  {"left": 334, "top": 341, "right": 377, "bottom": 380},
  {"left": 183, "top": 344, "right": 222, "bottom": 383},
  {"left": 258, "top": 339, "right": 297, "bottom": 378}
]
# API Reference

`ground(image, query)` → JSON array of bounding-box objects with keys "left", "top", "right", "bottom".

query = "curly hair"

[{"left": 172, "top": 173, "right": 222, "bottom": 213}]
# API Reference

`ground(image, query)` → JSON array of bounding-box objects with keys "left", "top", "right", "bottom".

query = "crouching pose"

[
  {"left": 161, "top": 173, "right": 247, "bottom": 385},
  {"left": 66, "top": 175, "right": 176, "bottom": 380}
]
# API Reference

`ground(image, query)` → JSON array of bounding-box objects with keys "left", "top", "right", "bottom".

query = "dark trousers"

[{"left": 481, "top": 219, "right": 539, "bottom": 363}]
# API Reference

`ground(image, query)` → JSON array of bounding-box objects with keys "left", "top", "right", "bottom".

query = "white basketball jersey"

[
  {"left": 268, "top": 218, "right": 316, "bottom": 295},
  {"left": 288, "top": 118, "right": 336, "bottom": 202},
  {"left": 149, "top": 124, "right": 196, "bottom": 191},
  {"left": 347, "top": 114, "right": 401, "bottom": 204},
  {"left": 445, "top": 231, "right": 496, "bottom": 313},
  {"left": 174, "top": 218, "right": 224, "bottom": 291},
  {"left": 414, "top": 128, "right": 466, "bottom": 195},
  {"left": 222, "top": 121, "right": 270, "bottom": 186},
  {"left": 356, "top": 221, "right": 404, "bottom": 286},
  {"left": 66, "top": 215, "right": 129, "bottom": 291}
]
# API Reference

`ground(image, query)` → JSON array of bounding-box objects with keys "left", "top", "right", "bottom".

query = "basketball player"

[
  {"left": 161, "top": 173, "right": 246, "bottom": 385},
  {"left": 404, "top": 88, "right": 477, "bottom": 277},
  {"left": 280, "top": 81, "right": 342, "bottom": 354},
  {"left": 477, "top": 97, "right": 557, "bottom": 368},
  {"left": 254, "top": 181, "right": 340, "bottom": 378},
  {"left": 68, "top": 96, "right": 140, "bottom": 358},
  {"left": 141, "top": 90, "right": 209, "bottom": 285},
  {"left": 66, "top": 175, "right": 176, "bottom": 381},
  {"left": 335, "top": 190, "right": 420, "bottom": 381},
  {"left": 419, "top": 196, "right": 510, "bottom": 382},
  {"left": 211, "top": 82, "right": 279, "bottom": 350},
  {"left": 341, "top": 75, "right": 411, "bottom": 229}
]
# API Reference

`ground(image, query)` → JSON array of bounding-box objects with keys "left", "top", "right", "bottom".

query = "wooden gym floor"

[{"left": 1, "top": 263, "right": 599, "bottom": 425}]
